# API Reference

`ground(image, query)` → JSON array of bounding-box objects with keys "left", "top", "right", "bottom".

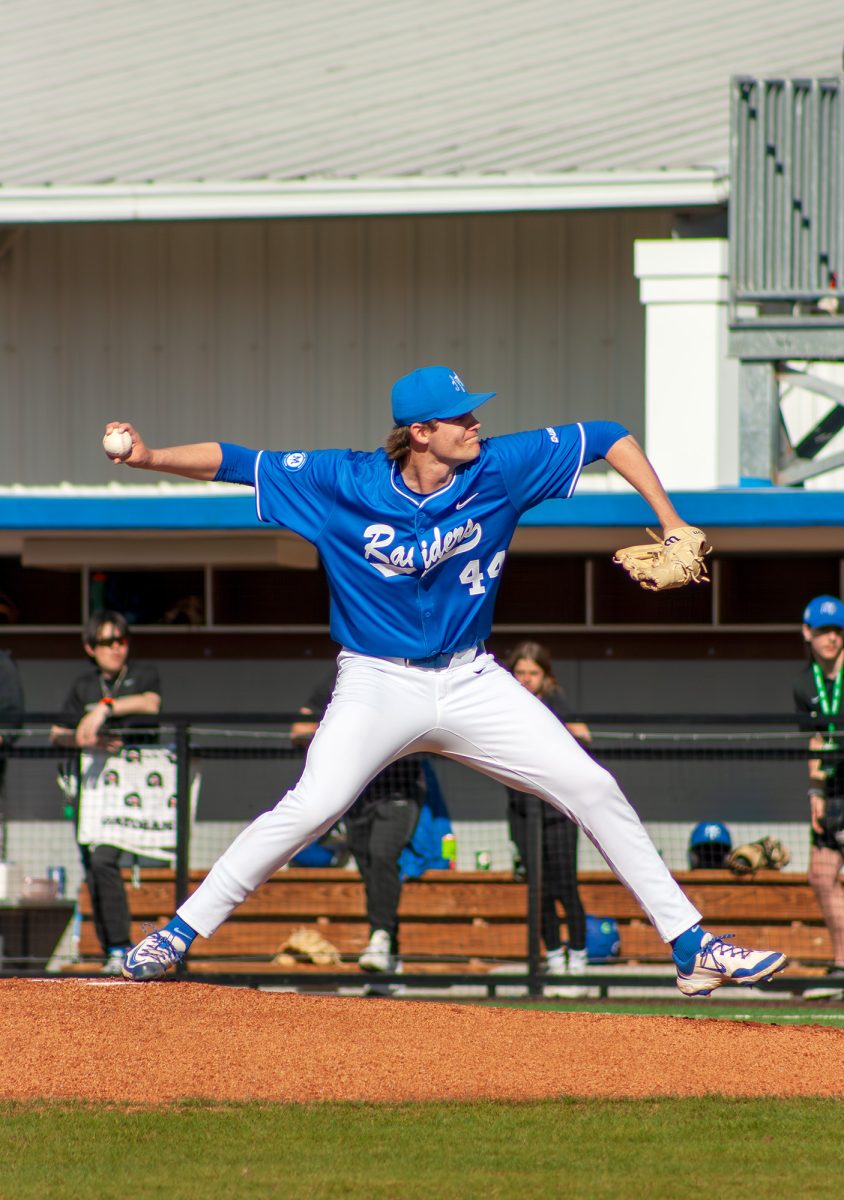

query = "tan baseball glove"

[
  {"left": 726, "top": 837, "right": 791, "bottom": 877},
  {"left": 272, "top": 927, "right": 341, "bottom": 966},
  {"left": 613, "top": 526, "right": 711, "bottom": 591}
]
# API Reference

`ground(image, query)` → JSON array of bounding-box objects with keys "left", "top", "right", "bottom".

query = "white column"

[{"left": 634, "top": 238, "right": 739, "bottom": 490}]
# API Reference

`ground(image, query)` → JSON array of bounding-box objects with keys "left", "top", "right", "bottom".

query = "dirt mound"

[{"left": 1, "top": 978, "right": 841, "bottom": 1102}]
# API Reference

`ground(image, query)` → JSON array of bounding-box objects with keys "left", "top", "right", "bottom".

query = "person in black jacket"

[
  {"left": 0, "top": 648, "right": 24, "bottom": 859},
  {"left": 50, "top": 610, "right": 161, "bottom": 975},
  {"left": 795, "top": 595, "right": 844, "bottom": 998},
  {"left": 505, "top": 640, "right": 590, "bottom": 997}
]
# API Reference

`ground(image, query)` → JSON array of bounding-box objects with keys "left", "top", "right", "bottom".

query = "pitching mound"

[{"left": 1, "top": 978, "right": 842, "bottom": 1102}]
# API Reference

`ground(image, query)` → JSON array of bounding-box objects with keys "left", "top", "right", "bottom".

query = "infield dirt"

[{"left": 2, "top": 978, "right": 842, "bottom": 1102}]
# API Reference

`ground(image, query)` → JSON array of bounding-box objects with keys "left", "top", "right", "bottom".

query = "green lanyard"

[
  {"left": 812, "top": 662, "right": 843, "bottom": 781},
  {"left": 812, "top": 661, "right": 843, "bottom": 727}
]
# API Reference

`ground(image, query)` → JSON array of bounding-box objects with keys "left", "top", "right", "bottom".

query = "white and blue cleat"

[
  {"left": 122, "top": 927, "right": 188, "bottom": 982},
  {"left": 675, "top": 933, "right": 787, "bottom": 997}
]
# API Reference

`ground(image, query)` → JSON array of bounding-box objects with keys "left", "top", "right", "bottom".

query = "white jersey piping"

[
  {"left": 254, "top": 449, "right": 266, "bottom": 522},
  {"left": 566, "top": 423, "right": 587, "bottom": 499},
  {"left": 389, "top": 462, "right": 457, "bottom": 509}
]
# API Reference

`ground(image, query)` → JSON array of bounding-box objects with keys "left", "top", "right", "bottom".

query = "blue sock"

[
  {"left": 671, "top": 924, "right": 706, "bottom": 967},
  {"left": 162, "top": 916, "right": 198, "bottom": 948}
]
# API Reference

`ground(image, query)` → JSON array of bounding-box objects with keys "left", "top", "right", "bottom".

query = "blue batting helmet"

[
  {"left": 585, "top": 915, "right": 621, "bottom": 962},
  {"left": 688, "top": 821, "right": 732, "bottom": 869}
]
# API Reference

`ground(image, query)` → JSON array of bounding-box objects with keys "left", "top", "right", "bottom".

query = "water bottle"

[
  {"left": 46, "top": 866, "right": 66, "bottom": 898},
  {"left": 441, "top": 833, "right": 457, "bottom": 869}
]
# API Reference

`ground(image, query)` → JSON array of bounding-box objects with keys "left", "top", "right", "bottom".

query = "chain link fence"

[{"left": 0, "top": 715, "right": 839, "bottom": 996}]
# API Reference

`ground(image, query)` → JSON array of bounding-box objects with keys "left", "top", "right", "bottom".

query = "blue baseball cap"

[
  {"left": 391, "top": 365, "right": 495, "bottom": 426},
  {"left": 803, "top": 595, "right": 844, "bottom": 630}
]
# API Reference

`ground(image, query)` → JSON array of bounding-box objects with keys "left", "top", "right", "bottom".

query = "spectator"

[
  {"left": 504, "top": 641, "right": 589, "bottom": 997},
  {"left": 291, "top": 670, "right": 423, "bottom": 975},
  {"left": 795, "top": 595, "right": 844, "bottom": 999},
  {"left": 0, "top": 647, "right": 24, "bottom": 859},
  {"left": 50, "top": 610, "right": 161, "bottom": 975}
]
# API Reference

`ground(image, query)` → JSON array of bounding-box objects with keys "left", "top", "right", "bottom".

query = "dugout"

[{"left": 0, "top": 485, "right": 841, "bottom": 880}]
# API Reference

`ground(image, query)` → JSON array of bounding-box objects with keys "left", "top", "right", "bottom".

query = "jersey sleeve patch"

[
  {"left": 281, "top": 451, "right": 309, "bottom": 471},
  {"left": 255, "top": 449, "right": 341, "bottom": 541}
]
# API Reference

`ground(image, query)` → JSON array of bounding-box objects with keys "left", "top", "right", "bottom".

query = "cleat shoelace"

[
  {"left": 131, "top": 929, "right": 181, "bottom": 965},
  {"left": 698, "top": 934, "right": 750, "bottom": 973}
]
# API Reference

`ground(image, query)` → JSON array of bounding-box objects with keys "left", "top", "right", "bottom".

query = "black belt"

[{"left": 393, "top": 642, "right": 485, "bottom": 670}]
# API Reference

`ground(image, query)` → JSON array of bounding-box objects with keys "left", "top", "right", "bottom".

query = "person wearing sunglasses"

[{"left": 51, "top": 609, "right": 161, "bottom": 974}]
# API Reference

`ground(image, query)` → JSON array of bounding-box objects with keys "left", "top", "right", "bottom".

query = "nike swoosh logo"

[{"left": 456, "top": 493, "right": 479, "bottom": 510}]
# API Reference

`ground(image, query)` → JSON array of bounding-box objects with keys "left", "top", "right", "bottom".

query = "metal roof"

[{"left": 0, "top": 0, "right": 841, "bottom": 215}]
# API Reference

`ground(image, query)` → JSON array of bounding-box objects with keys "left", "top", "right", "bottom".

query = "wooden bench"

[{"left": 71, "top": 867, "right": 837, "bottom": 974}]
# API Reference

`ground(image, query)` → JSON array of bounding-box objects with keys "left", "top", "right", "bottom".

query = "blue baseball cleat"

[
  {"left": 676, "top": 933, "right": 787, "bottom": 997},
  {"left": 122, "top": 927, "right": 188, "bottom": 981}
]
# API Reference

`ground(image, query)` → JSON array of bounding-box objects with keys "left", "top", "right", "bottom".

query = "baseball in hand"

[{"left": 102, "top": 429, "right": 132, "bottom": 458}]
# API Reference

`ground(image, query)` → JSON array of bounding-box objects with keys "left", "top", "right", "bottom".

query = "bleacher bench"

[{"left": 71, "top": 867, "right": 836, "bottom": 974}]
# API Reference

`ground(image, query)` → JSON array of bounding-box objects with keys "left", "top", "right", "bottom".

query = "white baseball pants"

[{"left": 179, "top": 650, "right": 701, "bottom": 942}]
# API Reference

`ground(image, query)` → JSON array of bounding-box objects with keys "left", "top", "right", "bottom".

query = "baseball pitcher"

[{"left": 109, "top": 365, "right": 786, "bottom": 996}]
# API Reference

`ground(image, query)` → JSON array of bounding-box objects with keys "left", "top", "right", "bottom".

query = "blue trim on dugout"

[
  {"left": 522, "top": 490, "right": 844, "bottom": 528},
  {"left": 0, "top": 489, "right": 841, "bottom": 531},
  {"left": 0, "top": 495, "right": 262, "bottom": 530}
]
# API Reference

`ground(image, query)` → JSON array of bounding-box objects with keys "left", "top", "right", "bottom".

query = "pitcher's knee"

[
  {"left": 268, "top": 788, "right": 347, "bottom": 841},
  {"left": 553, "top": 769, "right": 621, "bottom": 821}
]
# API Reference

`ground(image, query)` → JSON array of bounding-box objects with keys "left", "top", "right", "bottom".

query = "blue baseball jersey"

[{"left": 217, "top": 422, "right": 627, "bottom": 658}]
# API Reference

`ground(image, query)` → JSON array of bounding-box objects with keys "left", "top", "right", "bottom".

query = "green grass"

[
  {"left": 482, "top": 997, "right": 844, "bottom": 1026},
  {"left": 6, "top": 1000, "right": 844, "bottom": 1198},
  {"left": 4, "top": 1098, "right": 844, "bottom": 1199}
]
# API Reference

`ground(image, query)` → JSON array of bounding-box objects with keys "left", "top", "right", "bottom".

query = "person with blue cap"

[
  {"left": 796, "top": 595, "right": 844, "bottom": 997},
  {"left": 102, "top": 365, "right": 786, "bottom": 997}
]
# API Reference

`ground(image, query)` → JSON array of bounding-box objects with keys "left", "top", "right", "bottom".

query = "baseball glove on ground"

[
  {"left": 272, "top": 927, "right": 341, "bottom": 966},
  {"left": 726, "top": 837, "right": 791, "bottom": 876},
  {"left": 613, "top": 526, "right": 711, "bottom": 592}
]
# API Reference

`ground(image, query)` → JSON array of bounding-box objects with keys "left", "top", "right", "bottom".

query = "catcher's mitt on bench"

[
  {"left": 613, "top": 526, "right": 711, "bottom": 592},
  {"left": 726, "top": 837, "right": 791, "bottom": 877}
]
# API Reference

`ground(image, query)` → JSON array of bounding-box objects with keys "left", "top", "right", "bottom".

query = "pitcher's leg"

[
  {"left": 180, "top": 660, "right": 431, "bottom": 938},
  {"left": 436, "top": 659, "right": 701, "bottom": 942}
]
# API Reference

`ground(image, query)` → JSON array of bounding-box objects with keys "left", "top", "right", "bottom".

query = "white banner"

[{"left": 76, "top": 744, "right": 199, "bottom": 863}]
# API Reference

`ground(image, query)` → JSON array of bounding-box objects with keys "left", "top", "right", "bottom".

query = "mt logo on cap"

[
  {"left": 391, "top": 365, "right": 496, "bottom": 426},
  {"left": 803, "top": 594, "right": 844, "bottom": 630}
]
